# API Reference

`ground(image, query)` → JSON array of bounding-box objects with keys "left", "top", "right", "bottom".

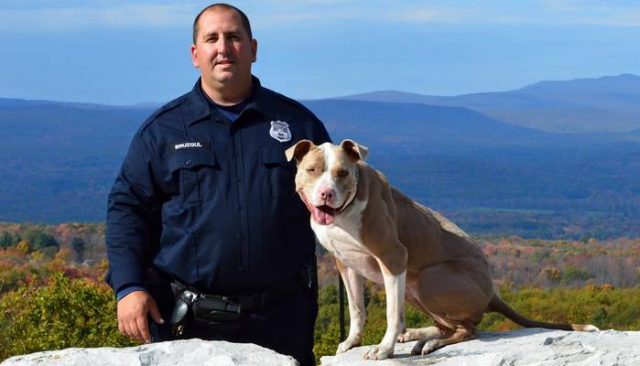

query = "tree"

[
  {"left": 24, "top": 230, "right": 58, "bottom": 253},
  {"left": 71, "top": 237, "right": 86, "bottom": 263},
  {"left": 0, "top": 232, "right": 15, "bottom": 248}
]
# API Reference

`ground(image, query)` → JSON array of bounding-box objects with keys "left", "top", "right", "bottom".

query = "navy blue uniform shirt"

[{"left": 106, "top": 76, "right": 330, "bottom": 296}]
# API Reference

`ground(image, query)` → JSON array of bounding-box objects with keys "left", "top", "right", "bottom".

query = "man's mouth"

[{"left": 215, "top": 59, "right": 235, "bottom": 66}]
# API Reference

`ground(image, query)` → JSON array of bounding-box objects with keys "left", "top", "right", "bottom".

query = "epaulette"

[{"left": 137, "top": 93, "right": 189, "bottom": 134}]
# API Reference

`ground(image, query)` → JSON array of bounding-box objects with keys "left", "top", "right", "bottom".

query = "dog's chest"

[{"left": 312, "top": 203, "right": 383, "bottom": 283}]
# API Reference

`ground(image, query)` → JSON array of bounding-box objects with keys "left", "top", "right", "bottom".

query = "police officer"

[{"left": 106, "top": 3, "right": 330, "bottom": 365}]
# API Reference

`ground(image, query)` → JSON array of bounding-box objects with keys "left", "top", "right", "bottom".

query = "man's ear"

[
  {"left": 191, "top": 44, "right": 199, "bottom": 68},
  {"left": 340, "top": 139, "right": 368, "bottom": 162},
  {"left": 251, "top": 39, "right": 258, "bottom": 63},
  {"left": 285, "top": 139, "right": 315, "bottom": 163}
]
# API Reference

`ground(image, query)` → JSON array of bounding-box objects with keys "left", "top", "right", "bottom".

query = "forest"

[{"left": 1, "top": 222, "right": 639, "bottom": 363}]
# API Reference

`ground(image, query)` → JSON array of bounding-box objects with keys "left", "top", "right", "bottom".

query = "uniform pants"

[{"left": 149, "top": 282, "right": 318, "bottom": 366}]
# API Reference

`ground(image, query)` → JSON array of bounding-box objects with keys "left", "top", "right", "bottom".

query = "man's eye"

[{"left": 306, "top": 168, "right": 316, "bottom": 175}]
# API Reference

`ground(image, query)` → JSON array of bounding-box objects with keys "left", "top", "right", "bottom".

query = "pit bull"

[{"left": 285, "top": 139, "right": 597, "bottom": 360}]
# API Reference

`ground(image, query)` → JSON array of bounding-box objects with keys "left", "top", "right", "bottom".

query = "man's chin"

[{"left": 212, "top": 72, "right": 236, "bottom": 82}]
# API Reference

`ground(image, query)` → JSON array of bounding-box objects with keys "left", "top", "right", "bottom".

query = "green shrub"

[
  {"left": 0, "top": 272, "right": 135, "bottom": 361},
  {"left": 314, "top": 284, "right": 342, "bottom": 361}
]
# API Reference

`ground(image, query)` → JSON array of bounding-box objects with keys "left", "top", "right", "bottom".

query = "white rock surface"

[
  {"left": 0, "top": 339, "right": 298, "bottom": 366},
  {"left": 320, "top": 329, "right": 640, "bottom": 365}
]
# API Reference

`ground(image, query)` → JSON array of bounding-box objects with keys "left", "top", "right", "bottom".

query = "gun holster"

[
  {"left": 193, "top": 295, "right": 242, "bottom": 323},
  {"left": 168, "top": 281, "right": 244, "bottom": 336}
]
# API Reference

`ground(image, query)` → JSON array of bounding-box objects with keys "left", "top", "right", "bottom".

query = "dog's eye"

[
  {"left": 306, "top": 167, "right": 316, "bottom": 175},
  {"left": 336, "top": 169, "right": 349, "bottom": 178}
]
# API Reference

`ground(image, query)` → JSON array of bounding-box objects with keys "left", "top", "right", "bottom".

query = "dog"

[{"left": 285, "top": 139, "right": 598, "bottom": 360}]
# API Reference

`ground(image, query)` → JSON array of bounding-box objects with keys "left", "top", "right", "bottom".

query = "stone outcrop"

[
  {"left": 3, "top": 329, "right": 640, "bottom": 365},
  {"left": 321, "top": 329, "right": 640, "bottom": 365},
  {"left": 0, "top": 339, "right": 298, "bottom": 366}
]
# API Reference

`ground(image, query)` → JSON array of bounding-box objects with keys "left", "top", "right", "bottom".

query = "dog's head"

[{"left": 285, "top": 139, "right": 368, "bottom": 225}]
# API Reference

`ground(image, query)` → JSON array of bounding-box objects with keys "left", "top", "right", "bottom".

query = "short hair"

[{"left": 192, "top": 3, "right": 253, "bottom": 44}]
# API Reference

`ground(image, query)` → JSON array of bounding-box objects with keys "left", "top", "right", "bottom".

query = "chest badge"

[{"left": 269, "top": 120, "right": 292, "bottom": 142}]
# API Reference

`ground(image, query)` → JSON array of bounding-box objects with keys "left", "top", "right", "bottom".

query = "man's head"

[
  {"left": 192, "top": 3, "right": 253, "bottom": 43},
  {"left": 191, "top": 3, "right": 257, "bottom": 104}
]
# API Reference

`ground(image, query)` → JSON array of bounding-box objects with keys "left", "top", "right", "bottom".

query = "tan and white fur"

[{"left": 286, "top": 139, "right": 598, "bottom": 360}]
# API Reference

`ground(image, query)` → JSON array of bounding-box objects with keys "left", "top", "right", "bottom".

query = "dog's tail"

[{"left": 487, "top": 295, "right": 599, "bottom": 332}]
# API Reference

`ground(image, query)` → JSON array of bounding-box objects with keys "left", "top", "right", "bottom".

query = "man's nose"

[{"left": 216, "top": 37, "right": 231, "bottom": 54}]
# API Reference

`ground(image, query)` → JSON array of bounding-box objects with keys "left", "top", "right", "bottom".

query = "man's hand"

[{"left": 117, "top": 290, "right": 164, "bottom": 343}]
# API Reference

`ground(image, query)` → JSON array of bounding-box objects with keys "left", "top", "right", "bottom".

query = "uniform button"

[{"left": 185, "top": 159, "right": 192, "bottom": 166}]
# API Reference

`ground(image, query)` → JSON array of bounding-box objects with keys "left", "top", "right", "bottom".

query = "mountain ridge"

[{"left": 337, "top": 74, "right": 640, "bottom": 133}]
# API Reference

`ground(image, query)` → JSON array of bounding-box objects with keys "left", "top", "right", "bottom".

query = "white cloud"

[
  {"left": 538, "top": 0, "right": 640, "bottom": 26},
  {"left": 0, "top": 3, "right": 195, "bottom": 32},
  {"left": 1, "top": 0, "right": 639, "bottom": 33},
  {"left": 251, "top": 1, "right": 640, "bottom": 28}
]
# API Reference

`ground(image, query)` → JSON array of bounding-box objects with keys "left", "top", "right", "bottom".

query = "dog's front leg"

[
  {"left": 335, "top": 259, "right": 366, "bottom": 354},
  {"left": 364, "top": 263, "right": 406, "bottom": 360}
]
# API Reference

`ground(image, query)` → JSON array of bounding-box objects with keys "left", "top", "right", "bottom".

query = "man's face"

[{"left": 191, "top": 7, "right": 257, "bottom": 87}]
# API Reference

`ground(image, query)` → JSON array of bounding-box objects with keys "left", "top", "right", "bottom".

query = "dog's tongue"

[{"left": 312, "top": 205, "right": 336, "bottom": 225}]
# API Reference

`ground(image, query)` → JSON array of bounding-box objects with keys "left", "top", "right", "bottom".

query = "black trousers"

[{"left": 149, "top": 282, "right": 318, "bottom": 366}]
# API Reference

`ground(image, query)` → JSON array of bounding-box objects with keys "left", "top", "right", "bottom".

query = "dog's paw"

[
  {"left": 363, "top": 345, "right": 393, "bottom": 360},
  {"left": 397, "top": 329, "right": 417, "bottom": 343},
  {"left": 336, "top": 338, "right": 360, "bottom": 354},
  {"left": 420, "top": 340, "right": 442, "bottom": 355},
  {"left": 410, "top": 340, "right": 427, "bottom": 355}
]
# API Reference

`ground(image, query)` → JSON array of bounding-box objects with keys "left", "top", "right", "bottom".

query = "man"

[{"left": 106, "top": 3, "right": 330, "bottom": 365}]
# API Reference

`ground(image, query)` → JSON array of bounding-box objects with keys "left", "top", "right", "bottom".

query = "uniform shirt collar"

[{"left": 186, "top": 76, "right": 276, "bottom": 126}]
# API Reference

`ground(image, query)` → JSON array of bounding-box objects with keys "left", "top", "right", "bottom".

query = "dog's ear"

[
  {"left": 340, "top": 139, "right": 368, "bottom": 162},
  {"left": 285, "top": 139, "right": 315, "bottom": 163}
]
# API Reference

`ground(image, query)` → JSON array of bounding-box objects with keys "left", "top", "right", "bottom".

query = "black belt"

[{"left": 167, "top": 263, "right": 315, "bottom": 335}]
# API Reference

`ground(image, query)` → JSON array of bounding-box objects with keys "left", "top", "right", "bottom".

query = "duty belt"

[{"left": 168, "top": 264, "right": 315, "bottom": 336}]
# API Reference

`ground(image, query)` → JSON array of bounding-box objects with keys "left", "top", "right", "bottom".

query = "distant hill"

[
  {"left": 1, "top": 74, "right": 639, "bottom": 239},
  {"left": 0, "top": 101, "right": 152, "bottom": 222},
  {"left": 302, "top": 99, "right": 554, "bottom": 149},
  {"left": 339, "top": 74, "right": 640, "bottom": 133}
]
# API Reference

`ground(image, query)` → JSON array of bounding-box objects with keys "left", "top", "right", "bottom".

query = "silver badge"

[{"left": 269, "top": 120, "right": 292, "bottom": 142}]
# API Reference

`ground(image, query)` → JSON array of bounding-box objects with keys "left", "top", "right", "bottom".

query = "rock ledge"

[
  {"left": 321, "top": 328, "right": 640, "bottom": 365},
  {"left": 1, "top": 339, "right": 298, "bottom": 366}
]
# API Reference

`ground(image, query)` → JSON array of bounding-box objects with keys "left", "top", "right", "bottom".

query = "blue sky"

[{"left": 1, "top": 0, "right": 639, "bottom": 105}]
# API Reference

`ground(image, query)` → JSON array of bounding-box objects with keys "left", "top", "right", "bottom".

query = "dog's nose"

[{"left": 320, "top": 189, "right": 335, "bottom": 203}]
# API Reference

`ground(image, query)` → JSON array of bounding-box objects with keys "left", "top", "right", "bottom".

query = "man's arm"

[{"left": 106, "top": 133, "right": 164, "bottom": 343}]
